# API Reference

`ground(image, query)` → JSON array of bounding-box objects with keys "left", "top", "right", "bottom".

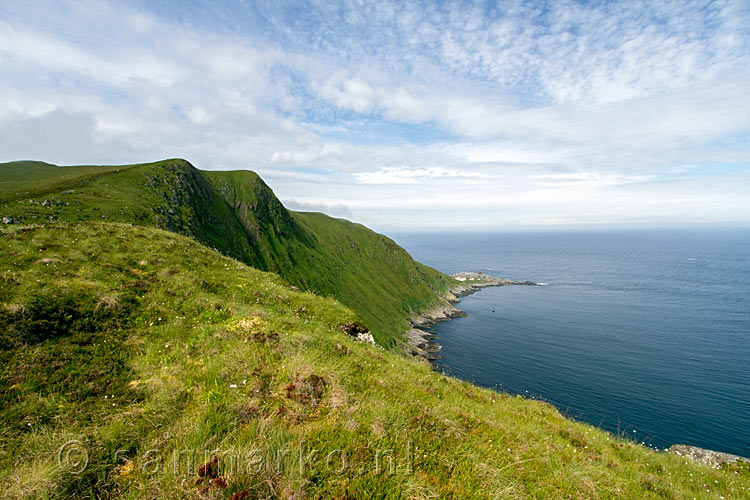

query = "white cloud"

[
  {"left": 0, "top": 0, "right": 748, "bottom": 229},
  {"left": 354, "top": 166, "right": 487, "bottom": 184},
  {"left": 282, "top": 199, "right": 353, "bottom": 219},
  {"left": 381, "top": 88, "right": 429, "bottom": 123},
  {"left": 186, "top": 106, "right": 214, "bottom": 125},
  {"left": 317, "top": 75, "right": 376, "bottom": 114},
  {"left": 270, "top": 144, "right": 344, "bottom": 165}
]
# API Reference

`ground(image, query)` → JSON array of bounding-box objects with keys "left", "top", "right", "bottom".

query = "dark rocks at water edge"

[
  {"left": 406, "top": 302, "right": 465, "bottom": 360},
  {"left": 668, "top": 444, "right": 747, "bottom": 469},
  {"left": 406, "top": 272, "right": 537, "bottom": 359}
]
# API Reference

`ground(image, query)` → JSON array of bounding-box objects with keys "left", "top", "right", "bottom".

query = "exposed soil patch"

[{"left": 285, "top": 373, "right": 327, "bottom": 406}]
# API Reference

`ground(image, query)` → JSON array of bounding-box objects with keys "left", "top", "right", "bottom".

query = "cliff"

[{"left": 0, "top": 159, "right": 453, "bottom": 346}]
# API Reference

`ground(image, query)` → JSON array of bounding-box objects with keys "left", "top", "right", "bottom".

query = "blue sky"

[{"left": 1, "top": 0, "right": 749, "bottom": 229}]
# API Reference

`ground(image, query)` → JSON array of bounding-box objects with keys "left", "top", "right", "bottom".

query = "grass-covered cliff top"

[
  {"left": 1, "top": 222, "right": 747, "bottom": 499},
  {"left": 0, "top": 159, "right": 453, "bottom": 347}
]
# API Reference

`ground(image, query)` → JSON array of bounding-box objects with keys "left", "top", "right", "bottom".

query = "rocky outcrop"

[
  {"left": 406, "top": 300, "right": 465, "bottom": 359},
  {"left": 405, "top": 328, "right": 441, "bottom": 360},
  {"left": 668, "top": 444, "right": 746, "bottom": 468},
  {"left": 339, "top": 321, "right": 376, "bottom": 345},
  {"left": 411, "top": 300, "right": 466, "bottom": 328}
]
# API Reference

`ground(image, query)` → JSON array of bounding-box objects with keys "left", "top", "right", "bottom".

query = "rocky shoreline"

[
  {"left": 406, "top": 272, "right": 537, "bottom": 359},
  {"left": 404, "top": 274, "right": 749, "bottom": 469}
]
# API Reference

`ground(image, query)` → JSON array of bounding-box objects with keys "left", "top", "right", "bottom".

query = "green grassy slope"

[
  {"left": 205, "top": 170, "right": 453, "bottom": 346},
  {"left": 0, "top": 160, "right": 452, "bottom": 346},
  {"left": 289, "top": 211, "right": 452, "bottom": 341},
  {"left": 1, "top": 222, "right": 746, "bottom": 499},
  {"left": 0, "top": 161, "right": 129, "bottom": 204}
]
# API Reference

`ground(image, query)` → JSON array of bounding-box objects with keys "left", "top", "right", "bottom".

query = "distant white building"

[{"left": 455, "top": 276, "right": 467, "bottom": 281}]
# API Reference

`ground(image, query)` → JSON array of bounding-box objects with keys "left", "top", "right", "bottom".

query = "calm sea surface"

[{"left": 390, "top": 228, "right": 750, "bottom": 457}]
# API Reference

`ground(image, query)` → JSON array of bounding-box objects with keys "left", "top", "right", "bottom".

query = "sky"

[{"left": 1, "top": 0, "right": 749, "bottom": 230}]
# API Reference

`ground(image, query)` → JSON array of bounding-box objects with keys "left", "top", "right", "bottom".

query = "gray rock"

[{"left": 668, "top": 444, "right": 745, "bottom": 468}]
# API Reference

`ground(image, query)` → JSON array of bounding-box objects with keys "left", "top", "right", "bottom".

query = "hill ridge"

[{"left": 0, "top": 159, "right": 453, "bottom": 346}]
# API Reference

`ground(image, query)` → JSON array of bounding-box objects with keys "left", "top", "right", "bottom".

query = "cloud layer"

[{"left": 1, "top": 0, "right": 749, "bottom": 229}]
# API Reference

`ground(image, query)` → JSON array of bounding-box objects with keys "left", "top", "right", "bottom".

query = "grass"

[
  {"left": 0, "top": 159, "right": 453, "bottom": 346},
  {"left": 204, "top": 169, "right": 454, "bottom": 346},
  {"left": 1, "top": 222, "right": 748, "bottom": 499},
  {"left": 0, "top": 161, "right": 133, "bottom": 205}
]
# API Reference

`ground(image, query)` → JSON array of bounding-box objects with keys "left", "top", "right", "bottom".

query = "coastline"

[
  {"left": 406, "top": 272, "right": 536, "bottom": 359},
  {"left": 404, "top": 275, "right": 749, "bottom": 467}
]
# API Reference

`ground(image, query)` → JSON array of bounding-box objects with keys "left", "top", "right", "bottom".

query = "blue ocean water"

[{"left": 390, "top": 228, "right": 750, "bottom": 457}]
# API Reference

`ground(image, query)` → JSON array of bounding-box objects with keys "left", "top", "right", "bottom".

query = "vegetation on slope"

[
  {"left": 205, "top": 170, "right": 453, "bottom": 346},
  {"left": 0, "top": 159, "right": 453, "bottom": 346},
  {"left": 0, "top": 161, "right": 128, "bottom": 204},
  {"left": 0, "top": 222, "right": 747, "bottom": 499}
]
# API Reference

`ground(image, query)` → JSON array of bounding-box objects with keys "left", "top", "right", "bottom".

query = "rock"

[
  {"left": 42, "top": 199, "right": 51, "bottom": 207},
  {"left": 668, "top": 444, "right": 745, "bottom": 468},
  {"left": 339, "top": 321, "right": 375, "bottom": 344},
  {"left": 2, "top": 216, "right": 20, "bottom": 224},
  {"left": 405, "top": 328, "right": 442, "bottom": 360}
]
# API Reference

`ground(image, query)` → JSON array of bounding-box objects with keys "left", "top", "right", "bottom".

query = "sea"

[{"left": 390, "top": 228, "right": 750, "bottom": 457}]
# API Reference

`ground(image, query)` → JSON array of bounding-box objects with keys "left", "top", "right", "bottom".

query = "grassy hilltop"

[
  {"left": 1, "top": 222, "right": 748, "bottom": 499},
  {"left": 0, "top": 161, "right": 748, "bottom": 499},
  {"left": 0, "top": 160, "right": 453, "bottom": 347}
]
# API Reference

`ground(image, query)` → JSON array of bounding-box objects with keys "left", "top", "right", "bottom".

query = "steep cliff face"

[
  {"left": 203, "top": 170, "right": 311, "bottom": 275},
  {"left": 133, "top": 160, "right": 269, "bottom": 268},
  {"left": 0, "top": 159, "right": 452, "bottom": 346},
  {"left": 207, "top": 170, "right": 296, "bottom": 237}
]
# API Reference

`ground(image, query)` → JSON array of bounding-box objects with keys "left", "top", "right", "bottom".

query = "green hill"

[
  {"left": 0, "top": 159, "right": 453, "bottom": 347},
  {"left": 0, "top": 161, "right": 128, "bottom": 204},
  {"left": 1, "top": 222, "right": 746, "bottom": 499}
]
